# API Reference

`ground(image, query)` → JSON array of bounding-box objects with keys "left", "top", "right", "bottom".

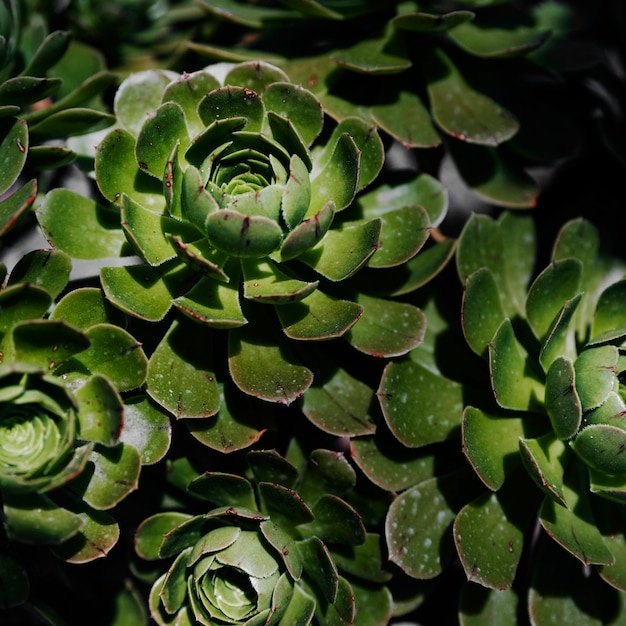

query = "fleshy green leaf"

[
  {"left": 114, "top": 69, "right": 178, "bottom": 136},
  {"left": 206, "top": 210, "right": 283, "bottom": 258},
  {"left": 247, "top": 449, "right": 299, "bottom": 488},
  {"left": 121, "top": 194, "right": 195, "bottom": 266},
  {"left": 298, "top": 536, "right": 338, "bottom": 603},
  {"left": 12, "top": 319, "right": 90, "bottom": 368},
  {"left": 302, "top": 495, "right": 366, "bottom": 546},
  {"left": 65, "top": 324, "right": 147, "bottom": 391},
  {"left": 242, "top": 258, "right": 318, "bottom": 303},
  {"left": 371, "top": 87, "right": 440, "bottom": 149},
  {"left": 277, "top": 289, "right": 362, "bottom": 340},
  {"left": 358, "top": 173, "right": 448, "bottom": 229},
  {"left": 539, "top": 463, "right": 614, "bottom": 566},
  {"left": 367, "top": 205, "right": 431, "bottom": 269},
  {"left": 186, "top": 382, "right": 270, "bottom": 453},
  {"left": 448, "top": 141, "right": 537, "bottom": 208},
  {"left": 424, "top": 49, "right": 518, "bottom": 146},
  {"left": 173, "top": 273, "right": 247, "bottom": 328},
  {"left": 225, "top": 60, "right": 289, "bottom": 94},
  {"left": 101, "top": 260, "right": 194, "bottom": 322},
  {"left": 301, "top": 365, "right": 375, "bottom": 437},
  {"left": 147, "top": 316, "right": 220, "bottom": 419},
  {"left": 74, "top": 374, "right": 124, "bottom": 446},
  {"left": 489, "top": 319, "right": 544, "bottom": 411},
  {"left": 330, "top": 117, "right": 384, "bottom": 191},
  {"left": 95, "top": 128, "right": 164, "bottom": 210},
  {"left": 350, "top": 431, "right": 440, "bottom": 492},
  {"left": 279, "top": 200, "right": 335, "bottom": 262},
  {"left": 188, "top": 472, "right": 256, "bottom": 508},
  {"left": 462, "top": 268, "right": 505, "bottom": 357},
  {"left": 457, "top": 214, "right": 529, "bottom": 316},
  {"left": 228, "top": 324, "right": 313, "bottom": 404},
  {"left": 198, "top": 85, "right": 265, "bottom": 132},
  {"left": 299, "top": 218, "right": 381, "bottom": 281},
  {"left": 379, "top": 237, "right": 457, "bottom": 296},
  {"left": 378, "top": 358, "right": 464, "bottom": 447},
  {"left": 592, "top": 280, "right": 626, "bottom": 344},
  {"left": 0, "top": 76, "right": 61, "bottom": 107},
  {"left": 54, "top": 505, "right": 120, "bottom": 563},
  {"left": 3, "top": 492, "right": 83, "bottom": 544},
  {"left": 7, "top": 248, "right": 70, "bottom": 299},
  {"left": 161, "top": 70, "right": 221, "bottom": 137},
  {"left": 332, "top": 28, "right": 411, "bottom": 74},
  {"left": 135, "top": 102, "right": 189, "bottom": 179},
  {"left": 519, "top": 433, "right": 569, "bottom": 506},
  {"left": 120, "top": 395, "right": 171, "bottom": 465},
  {"left": 572, "top": 425, "right": 626, "bottom": 476},
  {"left": 526, "top": 258, "right": 582, "bottom": 342},
  {"left": 347, "top": 294, "right": 426, "bottom": 358},
  {"left": 72, "top": 443, "right": 141, "bottom": 510},
  {"left": 37, "top": 189, "right": 127, "bottom": 259},
  {"left": 0, "top": 178, "right": 36, "bottom": 238},
  {"left": 462, "top": 406, "right": 527, "bottom": 491},
  {"left": 538, "top": 294, "right": 581, "bottom": 373},
  {"left": 309, "top": 133, "right": 359, "bottom": 213},
  {"left": 50, "top": 287, "right": 123, "bottom": 330},
  {"left": 135, "top": 512, "right": 192, "bottom": 560},
  {"left": 574, "top": 345, "right": 618, "bottom": 412},
  {"left": 545, "top": 356, "right": 582, "bottom": 440},
  {"left": 449, "top": 10, "right": 550, "bottom": 57},
  {"left": 454, "top": 489, "right": 527, "bottom": 590},
  {"left": 386, "top": 469, "right": 481, "bottom": 579},
  {"left": 22, "top": 30, "right": 71, "bottom": 76},
  {"left": 0, "top": 117, "right": 27, "bottom": 196},
  {"left": 263, "top": 82, "right": 323, "bottom": 146}
]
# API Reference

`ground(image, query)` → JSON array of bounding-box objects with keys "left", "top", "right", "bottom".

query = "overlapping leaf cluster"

[
  {"left": 136, "top": 447, "right": 397, "bottom": 625},
  {"left": 370, "top": 213, "right": 626, "bottom": 623},
  {"left": 0, "top": 249, "right": 171, "bottom": 621},
  {"left": 189, "top": 0, "right": 591, "bottom": 210},
  {"left": 37, "top": 59, "right": 448, "bottom": 454},
  {"left": 1, "top": 2, "right": 626, "bottom": 625},
  {"left": 0, "top": 0, "right": 117, "bottom": 244}
]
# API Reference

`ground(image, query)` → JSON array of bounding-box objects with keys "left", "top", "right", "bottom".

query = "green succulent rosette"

[
  {"left": 135, "top": 448, "right": 396, "bottom": 626},
  {"left": 0, "top": 249, "right": 171, "bottom": 566},
  {"left": 37, "top": 59, "right": 447, "bottom": 451},
  {"left": 361, "top": 213, "right": 626, "bottom": 623}
]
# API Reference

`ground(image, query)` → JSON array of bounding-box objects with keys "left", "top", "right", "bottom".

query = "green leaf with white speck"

[
  {"left": 379, "top": 358, "right": 464, "bottom": 447},
  {"left": 386, "top": 468, "right": 481, "bottom": 579},
  {"left": 147, "top": 316, "right": 220, "bottom": 419},
  {"left": 347, "top": 294, "right": 426, "bottom": 358}
]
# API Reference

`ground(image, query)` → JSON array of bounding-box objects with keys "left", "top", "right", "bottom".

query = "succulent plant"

[
  {"left": 0, "top": 0, "right": 116, "bottom": 172},
  {"left": 0, "top": 248, "right": 171, "bottom": 572},
  {"left": 363, "top": 212, "right": 626, "bottom": 623},
  {"left": 37, "top": 59, "right": 448, "bottom": 452},
  {"left": 135, "top": 447, "right": 397, "bottom": 625},
  {"left": 50, "top": 0, "right": 213, "bottom": 72},
  {"left": 188, "top": 0, "right": 590, "bottom": 210}
]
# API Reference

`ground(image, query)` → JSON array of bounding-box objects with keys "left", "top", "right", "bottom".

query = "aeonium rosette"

[
  {"left": 0, "top": 249, "right": 171, "bottom": 566},
  {"left": 135, "top": 449, "right": 395, "bottom": 625},
  {"left": 38, "top": 60, "right": 446, "bottom": 451},
  {"left": 0, "top": 364, "right": 82, "bottom": 495}
]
